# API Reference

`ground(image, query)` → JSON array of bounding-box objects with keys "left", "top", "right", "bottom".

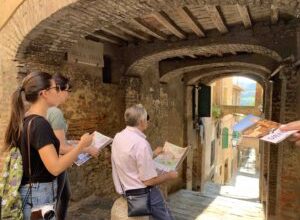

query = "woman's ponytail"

[
  {"left": 3, "top": 88, "right": 25, "bottom": 151},
  {"left": 3, "top": 71, "right": 52, "bottom": 152}
]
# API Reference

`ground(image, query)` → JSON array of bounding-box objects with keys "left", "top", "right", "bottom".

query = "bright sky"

[{"left": 233, "top": 76, "right": 256, "bottom": 86}]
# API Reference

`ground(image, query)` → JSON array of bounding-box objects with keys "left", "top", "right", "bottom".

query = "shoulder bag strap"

[{"left": 26, "top": 117, "right": 38, "bottom": 207}]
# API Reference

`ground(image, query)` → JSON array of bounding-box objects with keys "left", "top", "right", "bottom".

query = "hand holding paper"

[
  {"left": 153, "top": 142, "right": 190, "bottom": 172},
  {"left": 153, "top": 146, "right": 164, "bottom": 157},
  {"left": 233, "top": 115, "right": 299, "bottom": 144},
  {"left": 280, "top": 121, "right": 300, "bottom": 146},
  {"left": 84, "top": 146, "right": 100, "bottom": 158},
  {"left": 168, "top": 171, "right": 179, "bottom": 179},
  {"left": 73, "top": 131, "right": 112, "bottom": 166},
  {"left": 77, "top": 133, "right": 93, "bottom": 150}
]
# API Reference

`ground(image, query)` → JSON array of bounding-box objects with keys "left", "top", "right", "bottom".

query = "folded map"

[{"left": 153, "top": 141, "right": 190, "bottom": 172}]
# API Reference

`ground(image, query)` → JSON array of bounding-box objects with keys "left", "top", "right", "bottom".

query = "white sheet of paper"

[{"left": 260, "top": 129, "right": 298, "bottom": 144}]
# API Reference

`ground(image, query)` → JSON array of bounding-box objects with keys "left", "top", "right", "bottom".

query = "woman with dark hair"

[
  {"left": 3, "top": 71, "right": 93, "bottom": 219},
  {"left": 47, "top": 73, "right": 99, "bottom": 220}
]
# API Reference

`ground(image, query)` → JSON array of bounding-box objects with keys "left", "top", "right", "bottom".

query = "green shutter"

[
  {"left": 198, "top": 84, "right": 211, "bottom": 117},
  {"left": 222, "top": 128, "right": 229, "bottom": 149},
  {"left": 232, "top": 131, "right": 240, "bottom": 139}
]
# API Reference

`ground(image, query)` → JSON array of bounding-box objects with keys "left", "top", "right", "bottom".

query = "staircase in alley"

[
  {"left": 168, "top": 188, "right": 264, "bottom": 220},
  {"left": 168, "top": 149, "right": 264, "bottom": 220}
]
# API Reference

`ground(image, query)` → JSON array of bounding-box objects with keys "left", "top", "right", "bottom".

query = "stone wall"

[
  {"left": 139, "top": 64, "right": 186, "bottom": 193},
  {"left": 275, "top": 68, "right": 300, "bottom": 220},
  {"left": 62, "top": 64, "right": 125, "bottom": 201},
  {"left": 0, "top": 57, "right": 19, "bottom": 145},
  {"left": 268, "top": 67, "right": 300, "bottom": 220}
]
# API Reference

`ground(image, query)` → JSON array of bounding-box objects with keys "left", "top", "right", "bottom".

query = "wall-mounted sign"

[{"left": 68, "top": 39, "right": 103, "bottom": 67}]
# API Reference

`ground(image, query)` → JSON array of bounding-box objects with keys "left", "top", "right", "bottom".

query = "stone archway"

[
  {"left": 161, "top": 62, "right": 270, "bottom": 84},
  {"left": 126, "top": 44, "right": 282, "bottom": 77},
  {"left": 0, "top": 0, "right": 77, "bottom": 59},
  {"left": 174, "top": 63, "right": 269, "bottom": 204}
]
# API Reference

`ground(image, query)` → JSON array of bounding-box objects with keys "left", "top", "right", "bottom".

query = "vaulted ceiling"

[
  {"left": 3, "top": 0, "right": 297, "bottom": 84},
  {"left": 86, "top": 4, "right": 290, "bottom": 45},
  {"left": 16, "top": 0, "right": 297, "bottom": 60}
]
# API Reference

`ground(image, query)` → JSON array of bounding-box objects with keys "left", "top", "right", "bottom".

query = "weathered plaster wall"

[{"left": 138, "top": 64, "right": 186, "bottom": 193}]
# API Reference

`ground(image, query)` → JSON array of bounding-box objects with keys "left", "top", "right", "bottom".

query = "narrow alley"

[{"left": 169, "top": 149, "right": 264, "bottom": 220}]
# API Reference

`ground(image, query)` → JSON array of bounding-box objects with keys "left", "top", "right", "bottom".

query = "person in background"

[
  {"left": 47, "top": 73, "right": 99, "bottom": 220},
  {"left": 280, "top": 120, "right": 300, "bottom": 146},
  {"left": 111, "top": 104, "right": 178, "bottom": 220},
  {"left": 4, "top": 71, "right": 93, "bottom": 219}
]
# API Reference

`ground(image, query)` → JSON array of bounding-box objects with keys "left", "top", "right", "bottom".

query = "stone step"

[{"left": 168, "top": 189, "right": 264, "bottom": 220}]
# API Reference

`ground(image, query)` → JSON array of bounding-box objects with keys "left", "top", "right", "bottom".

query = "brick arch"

[
  {"left": 0, "top": 0, "right": 78, "bottom": 60},
  {"left": 0, "top": 0, "right": 293, "bottom": 66},
  {"left": 185, "top": 67, "right": 267, "bottom": 86},
  {"left": 196, "top": 71, "right": 266, "bottom": 87},
  {"left": 127, "top": 44, "right": 282, "bottom": 76},
  {"left": 161, "top": 61, "right": 271, "bottom": 83},
  {"left": 1, "top": 0, "right": 175, "bottom": 62}
]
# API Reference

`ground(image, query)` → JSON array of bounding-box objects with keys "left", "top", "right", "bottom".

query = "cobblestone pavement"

[{"left": 67, "top": 195, "right": 113, "bottom": 220}]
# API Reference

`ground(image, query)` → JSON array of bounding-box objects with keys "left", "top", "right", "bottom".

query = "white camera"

[
  {"left": 31, "top": 203, "right": 55, "bottom": 220},
  {"left": 41, "top": 204, "right": 55, "bottom": 219}
]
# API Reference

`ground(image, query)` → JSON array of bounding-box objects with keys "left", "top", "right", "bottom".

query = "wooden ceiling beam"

[
  {"left": 205, "top": 5, "right": 228, "bottom": 34},
  {"left": 236, "top": 4, "right": 252, "bottom": 29},
  {"left": 87, "top": 32, "right": 122, "bottom": 45},
  {"left": 100, "top": 27, "right": 134, "bottom": 42},
  {"left": 189, "top": 54, "right": 197, "bottom": 58},
  {"left": 176, "top": 6, "right": 205, "bottom": 37},
  {"left": 152, "top": 11, "right": 186, "bottom": 39},
  {"left": 131, "top": 18, "right": 167, "bottom": 40},
  {"left": 113, "top": 23, "right": 152, "bottom": 41},
  {"left": 270, "top": 5, "right": 279, "bottom": 24}
]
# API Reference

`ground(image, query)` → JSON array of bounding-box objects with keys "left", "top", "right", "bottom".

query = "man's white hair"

[{"left": 124, "top": 104, "right": 147, "bottom": 127}]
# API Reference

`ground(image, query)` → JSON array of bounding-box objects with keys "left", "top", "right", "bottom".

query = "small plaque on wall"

[{"left": 68, "top": 39, "right": 103, "bottom": 67}]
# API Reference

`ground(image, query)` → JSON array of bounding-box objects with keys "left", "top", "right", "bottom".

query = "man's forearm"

[{"left": 143, "top": 173, "right": 171, "bottom": 186}]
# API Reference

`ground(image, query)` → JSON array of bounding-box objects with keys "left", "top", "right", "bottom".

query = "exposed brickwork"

[
  {"left": 124, "top": 22, "right": 300, "bottom": 76},
  {"left": 127, "top": 43, "right": 282, "bottom": 77},
  {"left": 64, "top": 66, "right": 125, "bottom": 201},
  {"left": 0, "top": 57, "right": 19, "bottom": 143},
  {"left": 120, "top": 76, "right": 141, "bottom": 108},
  {"left": 275, "top": 67, "right": 300, "bottom": 220},
  {"left": 160, "top": 54, "right": 275, "bottom": 81},
  {"left": 266, "top": 66, "right": 300, "bottom": 220},
  {"left": 1, "top": 0, "right": 298, "bottom": 73}
]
